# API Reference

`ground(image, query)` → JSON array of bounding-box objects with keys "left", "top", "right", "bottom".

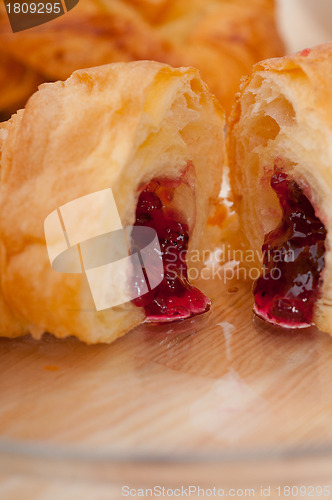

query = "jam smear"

[
  {"left": 132, "top": 179, "right": 210, "bottom": 322},
  {"left": 254, "top": 168, "right": 327, "bottom": 328}
]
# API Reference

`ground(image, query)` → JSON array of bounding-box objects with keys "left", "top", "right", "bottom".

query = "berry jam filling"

[
  {"left": 254, "top": 168, "right": 327, "bottom": 328},
  {"left": 132, "top": 179, "right": 210, "bottom": 322}
]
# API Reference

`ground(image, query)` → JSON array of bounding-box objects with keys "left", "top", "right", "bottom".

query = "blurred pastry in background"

[
  {"left": 0, "top": 61, "right": 225, "bottom": 343},
  {"left": 0, "top": 0, "right": 284, "bottom": 117}
]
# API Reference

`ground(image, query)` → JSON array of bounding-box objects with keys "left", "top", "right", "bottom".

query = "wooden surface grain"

[
  {"left": 2, "top": 271, "right": 332, "bottom": 454},
  {"left": 0, "top": 267, "right": 332, "bottom": 496}
]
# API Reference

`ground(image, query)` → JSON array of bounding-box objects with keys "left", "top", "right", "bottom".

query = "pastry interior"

[
  {"left": 253, "top": 165, "right": 327, "bottom": 328},
  {"left": 228, "top": 50, "right": 332, "bottom": 331},
  {"left": 133, "top": 176, "right": 210, "bottom": 322}
]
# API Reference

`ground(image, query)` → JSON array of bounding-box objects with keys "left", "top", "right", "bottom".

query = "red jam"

[
  {"left": 254, "top": 168, "right": 326, "bottom": 328},
  {"left": 132, "top": 179, "right": 210, "bottom": 322},
  {"left": 300, "top": 48, "right": 311, "bottom": 57}
]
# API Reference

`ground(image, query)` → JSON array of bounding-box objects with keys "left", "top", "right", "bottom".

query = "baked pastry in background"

[
  {"left": 0, "top": 61, "right": 225, "bottom": 344},
  {"left": 0, "top": 0, "right": 284, "bottom": 116},
  {"left": 228, "top": 43, "right": 332, "bottom": 333},
  {"left": 0, "top": 52, "right": 42, "bottom": 120}
]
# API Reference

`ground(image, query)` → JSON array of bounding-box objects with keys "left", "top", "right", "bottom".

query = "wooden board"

[
  {"left": 1, "top": 269, "right": 332, "bottom": 497},
  {"left": 1, "top": 270, "right": 332, "bottom": 459}
]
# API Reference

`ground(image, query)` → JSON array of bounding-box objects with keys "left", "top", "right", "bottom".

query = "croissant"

[
  {"left": 228, "top": 43, "right": 332, "bottom": 333},
  {"left": 0, "top": 52, "right": 42, "bottom": 119},
  {"left": 0, "top": 0, "right": 284, "bottom": 116},
  {"left": 0, "top": 61, "right": 225, "bottom": 344}
]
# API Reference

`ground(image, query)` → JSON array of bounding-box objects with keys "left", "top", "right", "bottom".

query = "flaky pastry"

[{"left": 0, "top": 61, "right": 225, "bottom": 343}]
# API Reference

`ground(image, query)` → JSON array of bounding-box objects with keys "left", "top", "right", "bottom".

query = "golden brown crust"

[
  {"left": 228, "top": 42, "right": 332, "bottom": 334},
  {"left": 0, "top": 0, "right": 284, "bottom": 115},
  {"left": 0, "top": 61, "right": 225, "bottom": 343}
]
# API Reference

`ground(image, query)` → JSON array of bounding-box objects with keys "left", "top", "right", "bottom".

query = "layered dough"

[
  {"left": 0, "top": 0, "right": 284, "bottom": 116},
  {"left": 228, "top": 43, "right": 332, "bottom": 334},
  {"left": 0, "top": 61, "right": 225, "bottom": 343}
]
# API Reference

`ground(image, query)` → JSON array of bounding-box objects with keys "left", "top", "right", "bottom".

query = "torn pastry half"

[
  {"left": 228, "top": 43, "right": 332, "bottom": 333},
  {"left": 0, "top": 61, "right": 225, "bottom": 344}
]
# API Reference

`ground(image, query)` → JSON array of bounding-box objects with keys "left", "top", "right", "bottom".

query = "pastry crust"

[
  {"left": 0, "top": 0, "right": 284, "bottom": 115},
  {"left": 228, "top": 43, "right": 332, "bottom": 334},
  {"left": 0, "top": 61, "right": 225, "bottom": 343}
]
